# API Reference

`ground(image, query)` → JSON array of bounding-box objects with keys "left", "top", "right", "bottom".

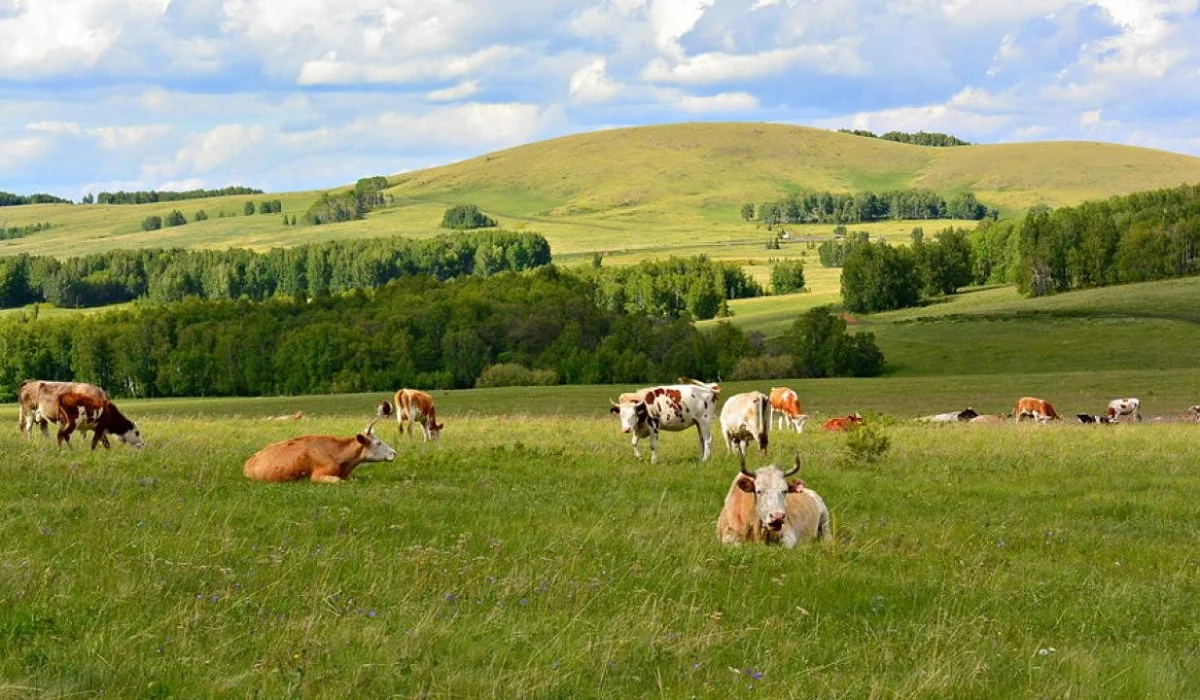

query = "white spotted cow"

[
  {"left": 720, "top": 391, "right": 770, "bottom": 458},
  {"left": 609, "top": 382, "right": 720, "bottom": 464},
  {"left": 1107, "top": 398, "right": 1141, "bottom": 422}
]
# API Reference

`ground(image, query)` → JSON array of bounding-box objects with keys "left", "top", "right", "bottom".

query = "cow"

[
  {"left": 265, "top": 411, "right": 305, "bottom": 421},
  {"left": 243, "top": 422, "right": 396, "bottom": 484},
  {"left": 609, "top": 382, "right": 720, "bottom": 463},
  {"left": 1107, "top": 398, "right": 1141, "bottom": 422},
  {"left": 917, "top": 408, "right": 978, "bottom": 423},
  {"left": 1077, "top": 414, "right": 1114, "bottom": 424},
  {"left": 55, "top": 392, "right": 144, "bottom": 450},
  {"left": 717, "top": 453, "right": 831, "bottom": 548},
  {"left": 821, "top": 413, "right": 864, "bottom": 432},
  {"left": 18, "top": 379, "right": 109, "bottom": 439},
  {"left": 376, "top": 400, "right": 393, "bottom": 418},
  {"left": 1014, "top": 397, "right": 1060, "bottom": 423},
  {"left": 1191, "top": 405, "right": 1200, "bottom": 422},
  {"left": 768, "top": 387, "right": 806, "bottom": 433},
  {"left": 394, "top": 389, "right": 443, "bottom": 442},
  {"left": 720, "top": 391, "right": 770, "bottom": 457},
  {"left": 969, "top": 414, "right": 1008, "bottom": 424}
]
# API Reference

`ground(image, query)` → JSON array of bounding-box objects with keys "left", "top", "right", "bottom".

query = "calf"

[
  {"left": 768, "top": 387, "right": 806, "bottom": 433},
  {"left": 1014, "top": 397, "right": 1059, "bottom": 423},
  {"left": 717, "top": 454, "right": 831, "bottom": 548},
  {"left": 19, "top": 379, "right": 108, "bottom": 439},
  {"left": 821, "top": 413, "right": 864, "bottom": 432},
  {"left": 720, "top": 391, "right": 770, "bottom": 458},
  {"left": 376, "top": 400, "right": 393, "bottom": 418},
  {"left": 55, "top": 392, "right": 144, "bottom": 450},
  {"left": 243, "top": 422, "right": 396, "bottom": 483},
  {"left": 1107, "top": 398, "right": 1141, "bottom": 422},
  {"left": 609, "top": 382, "right": 719, "bottom": 463},
  {"left": 394, "top": 389, "right": 443, "bottom": 442}
]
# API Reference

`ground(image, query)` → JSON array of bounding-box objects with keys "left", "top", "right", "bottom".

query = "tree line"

[
  {"left": 578, "top": 256, "right": 764, "bottom": 321},
  {"left": 0, "top": 231, "right": 551, "bottom": 309},
  {"left": 88, "top": 186, "right": 264, "bottom": 205},
  {"left": 749, "top": 189, "right": 991, "bottom": 226},
  {"left": 838, "top": 129, "right": 971, "bottom": 147},
  {"left": 0, "top": 222, "right": 51, "bottom": 241},
  {"left": 305, "top": 177, "right": 391, "bottom": 225},
  {"left": 969, "top": 183, "right": 1200, "bottom": 295},
  {"left": 0, "top": 192, "right": 71, "bottom": 207}
]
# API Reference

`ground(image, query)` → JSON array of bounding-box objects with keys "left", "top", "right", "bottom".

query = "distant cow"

[
  {"left": 243, "top": 422, "right": 396, "bottom": 484},
  {"left": 768, "top": 387, "right": 807, "bottom": 433},
  {"left": 1107, "top": 398, "right": 1141, "bottom": 422},
  {"left": 720, "top": 391, "right": 770, "bottom": 457},
  {"left": 969, "top": 414, "right": 1008, "bottom": 424},
  {"left": 376, "top": 400, "right": 393, "bottom": 418},
  {"left": 609, "top": 381, "right": 720, "bottom": 463},
  {"left": 55, "top": 392, "right": 144, "bottom": 450},
  {"left": 394, "top": 389, "right": 443, "bottom": 442},
  {"left": 918, "top": 408, "right": 978, "bottom": 423},
  {"left": 1077, "top": 414, "right": 1114, "bottom": 425},
  {"left": 717, "top": 453, "right": 831, "bottom": 548},
  {"left": 821, "top": 413, "right": 864, "bottom": 432},
  {"left": 1014, "top": 397, "right": 1059, "bottom": 423},
  {"left": 18, "top": 379, "right": 108, "bottom": 439},
  {"left": 1190, "top": 405, "right": 1200, "bottom": 422},
  {"left": 265, "top": 411, "right": 304, "bottom": 421}
]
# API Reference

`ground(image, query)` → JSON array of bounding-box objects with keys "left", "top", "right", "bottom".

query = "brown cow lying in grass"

[
  {"left": 717, "top": 453, "right": 831, "bottom": 548},
  {"left": 56, "top": 392, "right": 144, "bottom": 450},
  {"left": 243, "top": 422, "right": 397, "bottom": 484}
]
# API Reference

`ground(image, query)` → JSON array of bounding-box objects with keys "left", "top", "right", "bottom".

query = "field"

[{"left": 3, "top": 376, "right": 1200, "bottom": 697}]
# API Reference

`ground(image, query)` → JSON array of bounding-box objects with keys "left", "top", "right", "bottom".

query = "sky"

[{"left": 1, "top": 0, "right": 1199, "bottom": 199}]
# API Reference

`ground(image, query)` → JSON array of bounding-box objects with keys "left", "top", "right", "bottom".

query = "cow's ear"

[
  {"left": 736, "top": 475, "right": 755, "bottom": 493},
  {"left": 609, "top": 406, "right": 619, "bottom": 415},
  {"left": 356, "top": 433, "right": 371, "bottom": 446},
  {"left": 787, "top": 479, "right": 806, "bottom": 493}
]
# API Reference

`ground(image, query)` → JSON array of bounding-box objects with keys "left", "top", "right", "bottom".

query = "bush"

[
  {"left": 442, "top": 204, "right": 498, "bottom": 230},
  {"left": 243, "top": 201, "right": 256, "bottom": 216},
  {"left": 729, "top": 355, "right": 796, "bottom": 380},
  {"left": 475, "top": 363, "right": 559, "bottom": 388},
  {"left": 842, "top": 422, "right": 890, "bottom": 464},
  {"left": 841, "top": 242, "right": 922, "bottom": 313},
  {"left": 770, "top": 259, "right": 806, "bottom": 294},
  {"left": 193, "top": 210, "right": 209, "bottom": 222},
  {"left": 785, "top": 306, "right": 885, "bottom": 378},
  {"left": 141, "top": 216, "right": 162, "bottom": 231},
  {"left": 165, "top": 210, "right": 187, "bottom": 227}
]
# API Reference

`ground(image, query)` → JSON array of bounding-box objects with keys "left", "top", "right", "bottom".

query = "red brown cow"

[
  {"left": 243, "top": 422, "right": 396, "bottom": 484},
  {"left": 1014, "top": 396, "right": 1060, "bottom": 423},
  {"left": 768, "top": 386, "right": 808, "bottom": 433},
  {"left": 18, "top": 379, "right": 109, "bottom": 439},
  {"left": 821, "top": 413, "right": 864, "bottom": 432},
  {"left": 394, "top": 389, "right": 443, "bottom": 442},
  {"left": 56, "top": 392, "right": 144, "bottom": 450}
]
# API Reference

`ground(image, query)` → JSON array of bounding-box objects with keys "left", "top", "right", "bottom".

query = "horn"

[
  {"left": 783, "top": 452, "right": 801, "bottom": 478},
  {"left": 364, "top": 420, "right": 378, "bottom": 435},
  {"left": 610, "top": 399, "right": 619, "bottom": 407},
  {"left": 739, "top": 453, "right": 755, "bottom": 479}
]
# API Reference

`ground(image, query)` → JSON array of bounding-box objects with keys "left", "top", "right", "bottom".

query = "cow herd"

[{"left": 14, "top": 376, "right": 1200, "bottom": 550}]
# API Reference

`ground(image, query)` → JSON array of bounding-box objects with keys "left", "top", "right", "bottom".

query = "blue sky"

[{"left": 1, "top": 0, "right": 1198, "bottom": 199}]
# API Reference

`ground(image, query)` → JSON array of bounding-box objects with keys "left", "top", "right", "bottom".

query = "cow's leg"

[
  {"left": 311, "top": 474, "right": 343, "bottom": 484},
  {"left": 649, "top": 431, "right": 659, "bottom": 465},
  {"left": 722, "top": 430, "right": 733, "bottom": 454},
  {"left": 91, "top": 431, "right": 108, "bottom": 451},
  {"left": 420, "top": 422, "right": 429, "bottom": 442},
  {"left": 630, "top": 433, "right": 642, "bottom": 460},
  {"left": 39, "top": 417, "right": 51, "bottom": 439},
  {"left": 698, "top": 423, "right": 712, "bottom": 461}
]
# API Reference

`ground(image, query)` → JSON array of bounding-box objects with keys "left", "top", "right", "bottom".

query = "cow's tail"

[{"left": 757, "top": 393, "right": 770, "bottom": 452}]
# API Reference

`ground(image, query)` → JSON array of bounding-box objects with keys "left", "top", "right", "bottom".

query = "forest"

[
  {"left": 578, "top": 256, "right": 764, "bottom": 321},
  {"left": 0, "top": 231, "right": 551, "bottom": 309},
  {"left": 837, "top": 129, "right": 971, "bottom": 147},
  {"left": 0, "top": 191, "right": 71, "bottom": 206},
  {"left": 89, "top": 186, "right": 264, "bottom": 205},
  {"left": 753, "top": 189, "right": 990, "bottom": 225}
]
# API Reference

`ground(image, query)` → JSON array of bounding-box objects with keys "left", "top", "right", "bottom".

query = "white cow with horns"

[
  {"left": 609, "top": 380, "right": 720, "bottom": 463},
  {"left": 716, "top": 453, "right": 832, "bottom": 548}
]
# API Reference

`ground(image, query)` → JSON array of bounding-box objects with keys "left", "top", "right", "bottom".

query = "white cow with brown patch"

[
  {"left": 609, "top": 381, "right": 720, "bottom": 463},
  {"left": 717, "top": 454, "right": 831, "bottom": 548},
  {"left": 18, "top": 379, "right": 109, "bottom": 439},
  {"left": 394, "top": 389, "right": 443, "bottom": 442},
  {"left": 1107, "top": 398, "right": 1141, "bottom": 422}
]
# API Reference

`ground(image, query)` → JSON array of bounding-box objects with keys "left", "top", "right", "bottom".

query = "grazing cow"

[
  {"left": 1076, "top": 414, "right": 1114, "bottom": 425},
  {"left": 821, "top": 413, "right": 864, "bottom": 432},
  {"left": 18, "top": 379, "right": 108, "bottom": 439},
  {"left": 55, "top": 392, "right": 144, "bottom": 450},
  {"left": 376, "top": 400, "right": 393, "bottom": 418},
  {"left": 394, "top": 389, "right": 443, "bottom": 442},
  {"left": 917, "top": 408, "right": 978, "bottom": 423},
  {"left": 717, "top": 454, "right": 831, "bottom": 547},
  {"left": 1107, "top": 398, "right": 1141, "bottom": 422},
  {"left": 243, "top": 422, "right": 396, "bottom": 483},
  {"left": 768, "top": 387, "right": 806, "bottom": 433},
  {"left": 1014, "top": 397, "right": 1060, "bottom": 423},
  {"left": 720, "top": 391, "right": 770, "bottom": 457},
  {"left": 265, "top": 411, "right": 305, "bottom": 421},
  {"left": 609, "top": 382, "right": 720, "bottom": 463}
]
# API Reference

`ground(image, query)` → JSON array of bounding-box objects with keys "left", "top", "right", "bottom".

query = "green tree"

[
  {"left": 244, "top": 201, "right": 256, "bottom": 216},
  {"left": 785, "top": 306, "right": 884, "bottom": 378},
  {"left": 441, "top": 204, "right": 497, "bottom": 230},
  {"left": 141, "top": 215, "right": 162, "bottom": 231},
  {"left": 194, "top": 210, "right": 209, "bottom": 222},
  {"left": 769, "top": 259, "right": 806, "bottom": 294},
  {"left": 740, "top": 202, "right": 755, "bottom": 221},
  {"left": 841, "top": 242, "right": 922, "bottom": 313},
  {"left": 165, "top": 210, "right": 187, "bottom": 227}
]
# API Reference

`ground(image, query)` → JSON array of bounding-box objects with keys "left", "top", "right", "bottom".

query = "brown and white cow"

[
  {"left": 1014, "top": 396, "right": 1060, "bottom": 423},
  {"left": 609, "top": 382, "right": 720, "bottom": 463},
  {"left": 1190, "top": 405, "right": 1200, "bottom": 422},
  {"left": 55, "top": 392, "right": 144, "bottom": 450},
  {"left": 720, "top": 391, "right": 770, "bottom": 458},
  {"left": 394, "top": 389, "right": 443, "bottom": 442},
  {"left": 1107, "top": 398, "right": 1141, "bottom": 422},
  {"left": 821, "top": 413, "right": 864, "bottom": 432},
  {"left": 717, "top": 454, "right": 831, "bottom": 548},
  {"left": 243, "top": 422, "right": 396, "bottom": 484},
  {"left": 18, "top": 379, "right": 109, "bottom": 439},
  {"left": 969, "top": 414, "right": 1008, "bottom": 424},
  {"left": 768, "top": 386, "right": 807, "bottom": 433},
  {"left": 376, "top": 400, "right": 393, "bottom": 418}
]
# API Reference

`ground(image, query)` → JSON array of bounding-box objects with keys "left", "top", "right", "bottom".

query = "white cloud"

[
  {"left": 0, "top": 136, "right": 51, "bottom": 173},
  {"left": 643, "top": 41, "right": 867, "bottom": 83},
  {"left": 817, "top": 102, "right": 1014, "bottom": 137},
  {"left": 425, "top": 80, "right": 481, "bottom": 102},
  {"left": 569, "top": 58, "right": 624, "bottom": 103},
  {"left": 26, "top": 121, "right": 82, "bottom": 135},
  {"left": 674, "top": 91, "right": 758, "bottom": 112},
  {"left": 369, "top": 103, "right": 561, "bottom": 149},
  {"left": 297, "top": 45, "right": 524, "bottom": 85},
  {"left": 0, "top": 0, "right": 170, "bottom": 77},
  {"left": 146, "top": 123, "right": 266, "bottom": 179},
  {"left": 87, "top": 124, "right": 172, "bottom": 150}
]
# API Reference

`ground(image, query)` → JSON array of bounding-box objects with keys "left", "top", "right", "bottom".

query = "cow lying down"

[
  {"left": 717, "top": 454, "right": 831, "bottom": 548},
  {"left": 1077, "top": 414, "right": 1114, "bottom": 425},
  {"left": 243, "top": 422, "right": 396, "bottom": 484}
]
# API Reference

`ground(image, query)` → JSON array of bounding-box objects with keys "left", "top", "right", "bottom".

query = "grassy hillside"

[{"left": 3, "top": 123, "right": 1199, "bottom": 262}]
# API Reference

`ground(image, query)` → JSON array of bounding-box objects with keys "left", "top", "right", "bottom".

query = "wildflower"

[
  {"left": 519, "top": 598, "right": 529, "bottom": 607},
  {"left": 367, "top": 610, "right": 377, "bottom": 618}
]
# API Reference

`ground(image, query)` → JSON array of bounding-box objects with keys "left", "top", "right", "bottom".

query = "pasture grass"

[{"left": 2, "top": 375, "right": 1200, "bottom": 696}]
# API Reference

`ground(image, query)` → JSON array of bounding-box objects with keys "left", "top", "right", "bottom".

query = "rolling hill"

[{"left": 3, "top": 123, "right": 1200, "bottom": 261}]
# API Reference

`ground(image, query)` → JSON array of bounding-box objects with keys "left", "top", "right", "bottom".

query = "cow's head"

[
  {"left": 1191, "top": 405, "right": 1200, "bottom": 419},
  {"left": 376, "top": 401, "right": 393, "bottom": 418},
  {"left": 610, "top": 399, "right": 655, "bottom": 434},
  {"left": 957, "top": 408, "right": 978, "bottom": 421},
  {"left": 116, "top": 423, "right": 145, "bottom": 449},
  {"left": 848, "top": 413, "right": 864, "bottom": 425},
  {"left": 735, "top": 453, "right": 804, "bottom": 534},
  {"left": 428, "top": 420, "right": 444, "bottom": 441},
  {"left": 356, "top": 421, "right": 397, "bottom": 462}
]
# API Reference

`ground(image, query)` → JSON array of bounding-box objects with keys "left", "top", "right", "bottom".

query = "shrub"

[
  {"left": 729, "top": 355, "right": 796, "bottom": 380},
  {"left": 141, "top": 215, "right": 162, "bottom": 231},
  {"left": 842, "top": 422, "right": 890, "bottom": 464},
  {"left": 841, "top": 242, "right": 922, "bottom": 313},
  {"left": 193, "top": 210, "right": 209, "bottom": 222},
  {"left": 475, "top": 363, "right": 559, "bottom": 388},
  {"left": 770, "top": 259, "right": 806, "bottom": 294},
  {"left": 442, "top": 204, "right": 497, "bottom": 230},
  {"left": 243, "top": 201, "right": 256, "bottom": 216},
  {"left": 164, "top": 210, "right": 187, "bottom": 227},
  {"left": 785, "top": 306, "right": 885, "bottom": 378}
]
